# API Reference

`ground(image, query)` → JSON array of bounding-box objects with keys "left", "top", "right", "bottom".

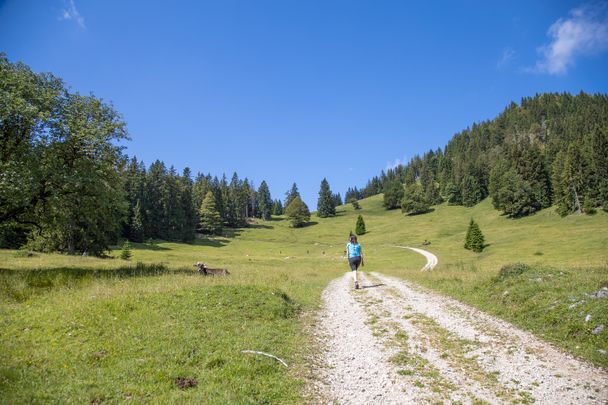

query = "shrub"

[{"left": 496, "top": 263, "right": 531, "bottom": 281}]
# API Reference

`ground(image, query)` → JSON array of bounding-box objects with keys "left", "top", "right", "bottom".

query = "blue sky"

[{"left": 2, "top": 1, "right": 608, "bottom": 208}]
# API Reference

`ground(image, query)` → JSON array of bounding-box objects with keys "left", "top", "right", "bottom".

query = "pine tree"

[
  {"left": 120, "top": 240, "right": 132, "bottom": 260},
  {"left": 284, "top": 183, "right": 300, "bottom": 209},
  {"left": 179, "top": 167, "right": 196, "bottom": 242},
  {"left": 272, "top": 199, "right": 284, "bottom": 215},
  {"left": 333, "top": 192, "right": 343, "bottom": 207},
  {"left": 130, "top": 199, "right": 145, "bottom": 242},
  {"left": 317, "top": 178, "right": 336, "bottom": 217},
  {"left": 355, "top": 215, "right": 366, "bottom": 235},
  {"left": 461, "top": 175, "right": 483, "bottom": 207},
  {"left": 227, "top": 172, "right": 247, "bottom": 227},
  {"left": 554, "top": 145, "right": 588, "bottom": 215},
  {"left": 257, "top": 180, "right": 273, "bottom": 220},
  {"left": 591, "top": 127, "right": 608, "bottom": 211},
  {"left": 464, "top": 219, "right": 485, "bottom": 252},
  {"left": 198, "top": 191, "right": 223, "bottom": 235},
  {"left": 285, "top": 196, "right": 310, "bottom": 228},
  {"left": 192, "top": 173, "right": 211, "bottom": 222},
  {"left": 146, "top": 160, "right": 168, "bottom": 239}
]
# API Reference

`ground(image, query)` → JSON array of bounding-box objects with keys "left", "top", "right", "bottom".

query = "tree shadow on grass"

[
  {"left": 131, "top": 242, "right": 171, "bottom": 251},
  {"left": 300, "top": 221, "right": 319, "bottom": 228},
  {"left": 267, "top": 216, "right": 286, "bottom": 222},
  {"left": 247, "top": 223, "right": 274, "bottom": 230},
  {"left": 405, "top": 208, "right": 435, "bottom": 216},
  {"left": 192, "top": 237, "right": 230, "bottom": 248},
  {"left": 0, "top": 263, "right": 199, "bottom": 302}
]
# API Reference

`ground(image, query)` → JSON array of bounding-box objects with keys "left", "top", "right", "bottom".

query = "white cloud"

[
  {"left": 60, "top": 0, "right": 85, "bottom": 29},
  {"left": 497, "top": 47, "right": 516, "bottom": 69},
  {"left": 533, "top": 2, "right": 608, "bottom": 75},
  {"left": 385, "top": 158, "right": 403, "bottom": 171}
]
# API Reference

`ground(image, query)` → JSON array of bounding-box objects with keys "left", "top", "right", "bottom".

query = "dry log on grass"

[{"left": 241, "top": 350, "right": 288, "bottom": 367}]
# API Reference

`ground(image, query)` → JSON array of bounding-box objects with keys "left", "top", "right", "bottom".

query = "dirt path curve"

[
  {"left": 312, "top": 272, "right": 608, "bottom": 404},
  {"left": 393, "top": 245, "right": 438, "bottom": 271}
]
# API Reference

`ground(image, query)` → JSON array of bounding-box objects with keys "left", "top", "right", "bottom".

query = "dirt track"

[{"left": 311, "top": 266, "right": 608, "bottom": 404}]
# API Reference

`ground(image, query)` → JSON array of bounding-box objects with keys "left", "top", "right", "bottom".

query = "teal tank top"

[{"left": 346, "top": 242, "right": 361, "bottom": 258}]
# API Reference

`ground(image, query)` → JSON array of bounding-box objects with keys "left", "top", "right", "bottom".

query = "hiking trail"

[{"left": 309, "top": 252, "right": 608, "bottom": 404}]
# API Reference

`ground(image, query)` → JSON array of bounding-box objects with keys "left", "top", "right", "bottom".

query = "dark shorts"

[{"left": 348, "top": 256, "right": 362, "bottom": 271}]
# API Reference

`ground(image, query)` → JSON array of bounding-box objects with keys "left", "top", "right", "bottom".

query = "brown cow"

[{"left": 194, "top": 262, "right": 230, "bottom": 276}]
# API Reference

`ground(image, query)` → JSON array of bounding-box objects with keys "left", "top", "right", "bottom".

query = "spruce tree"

[
  {"left": 192, "top": 173, "right": 211, "bottom": 222},
  {"left": 333, "top": 192, "right": 343, "bottom": 207},
  {"left": 198, "top": 191, "right": 223, "bottom": 235},
  {"left": 130, "top": 199, "right": 145, "bottom": 242},
  {"left": 464, "top": 219, "right": 485, "bottom": 253},
  {"left": 355, "top": 215, "right": 366, "bottom": 235},
  {"left": 227, "top": 172, "right": 247, "bottom": 227},
  {"left": 284, "top": 183, "right": 300, "bottom": 209},
  {"left": 461, "top": 175, "right": 483, "bottom": 207},
  {"left": 257, "top": 180, "right": 273, "bottom": 220},
  {"left": 285, "top": 196, "right": 310, "bottom": 228},
  {"left": 317, "top": 178, "right": 336, "bottom": 217},
  {"left": 179, "top": 167, "right": 196, "bottom": 242},
  {"left": 591, "top": 127, "right": 608, "bottom": 211},
  {"left": 120, "top": 240, "right": 132, "bottom": 260},
  {"left": 272, "top": 199, "right": 284, "bottom": 215},
  {"left": 146, "top": 160, "right": 168, "bottom": 239}
]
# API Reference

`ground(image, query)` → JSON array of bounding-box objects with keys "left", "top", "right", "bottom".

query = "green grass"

[{"left": 1, "top": 195, "right": 608, "bottom": 402}]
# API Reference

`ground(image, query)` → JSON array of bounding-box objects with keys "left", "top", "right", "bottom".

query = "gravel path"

[
  {"left": 313, "top": 270, "right": 608, "bottom": 404},
  {"left": 393, "top": 246, "right": 438, "bottom": 271}
]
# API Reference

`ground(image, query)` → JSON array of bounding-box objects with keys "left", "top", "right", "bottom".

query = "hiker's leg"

[{"left": 353, "top": 269, "right": 358, "bottom": 283}]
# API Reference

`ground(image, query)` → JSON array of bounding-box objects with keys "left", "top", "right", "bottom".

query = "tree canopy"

[
  {"left": 285, "top": 196, "right": 310, "bottom": 228},
  {"left": 0, "top": 54, "right": 128, "bottom": 255}
]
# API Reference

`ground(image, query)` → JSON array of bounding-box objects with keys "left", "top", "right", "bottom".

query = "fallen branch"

[{"left": 241, "top": 350, "right": 288, "bottom": 368}]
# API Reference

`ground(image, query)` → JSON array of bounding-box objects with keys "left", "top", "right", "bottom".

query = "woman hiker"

[{"left": 345, "top": 235, "right": 364, "bottom": 289}]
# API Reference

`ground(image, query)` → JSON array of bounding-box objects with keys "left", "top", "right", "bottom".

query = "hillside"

[
  {"left": 1, "top": 196, "right": 607, "bottom": 402},
  {"left": 352, "top": 92, "right": 608, "bottom": 219}
]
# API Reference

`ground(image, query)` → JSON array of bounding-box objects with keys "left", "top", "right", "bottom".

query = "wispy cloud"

[
  {"left": 60, "top": 0, "right": 85, "bottom": 29},
  {"left": 385, "top": 158, "right": 403, "bottom": 171},
  {"left": 532, "top": 2, "right": 608, "bottom": 75},
  {"left": 497, "top": 47, "right": 516, "bottom": 69}
]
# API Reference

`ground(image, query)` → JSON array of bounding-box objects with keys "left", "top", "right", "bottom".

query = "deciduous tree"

[{"left": 285, "top": 196, "right": 310, "bottom": 228}]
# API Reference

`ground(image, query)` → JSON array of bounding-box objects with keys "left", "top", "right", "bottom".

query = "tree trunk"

[{"left": 572, "top": 185, "right": 583, "bottom": 214}]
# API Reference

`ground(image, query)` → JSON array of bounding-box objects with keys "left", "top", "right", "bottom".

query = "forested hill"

[
  {"left": 347, "top": 93, "right": 608, "bottom": 217},
  {"left": 0, "top": 55, "right": 289, "bottom": 254}
]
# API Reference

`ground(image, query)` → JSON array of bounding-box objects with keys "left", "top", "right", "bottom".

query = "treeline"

[
  {"left": 351, "top": 92, "right": 608, "bottom": 217},
  {"left": 122, "top": 158, "right": 282, "bottom": 243},
  {"left": 0, "top": 54, "right": 287, "bottom": 254}
]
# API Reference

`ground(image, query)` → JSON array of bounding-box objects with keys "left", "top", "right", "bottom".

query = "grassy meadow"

[{"left": 1, "top": 195, "right": 608, "bottom": 403}]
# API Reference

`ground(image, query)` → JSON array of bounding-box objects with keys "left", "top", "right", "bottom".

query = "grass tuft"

[{"left": 495, "top": 263, "right": 532, "bottom": 281}]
